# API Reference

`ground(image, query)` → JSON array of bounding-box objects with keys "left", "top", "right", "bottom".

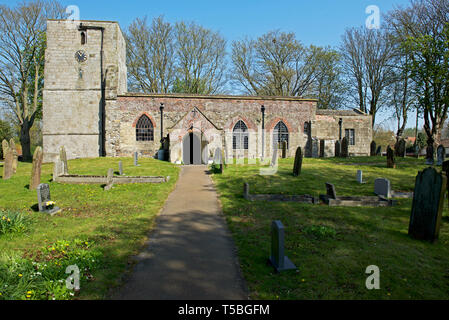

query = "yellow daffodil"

[
  {"left": 18, "top": 274, "right": 22, "bottom": 277},
  {"left": 27, "top": 291, "right": 32, "bottom": 294}
]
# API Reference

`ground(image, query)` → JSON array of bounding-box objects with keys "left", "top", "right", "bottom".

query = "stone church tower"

[{"left": 43, "top": 20, "right": 127, "bottom": 162}]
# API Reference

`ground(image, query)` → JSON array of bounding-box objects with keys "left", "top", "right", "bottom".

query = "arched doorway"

[{"left": 183, "top": 131, "right": 202, "bottom": 165}]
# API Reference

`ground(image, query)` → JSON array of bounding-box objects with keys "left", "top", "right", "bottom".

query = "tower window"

[
  {"left": 81, "top": 31, "right": 86, "bottom": 45},
  {"left": 233, "top": 120, "right": 249, "bottom": 150},
  {"left": 274, "top": 121, "right": 289, "bottom": 149},
  {"left": 136, "top": 114, "right": 154, "bottom": 141}
]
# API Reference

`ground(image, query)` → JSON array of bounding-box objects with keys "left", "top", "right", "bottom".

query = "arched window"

[
  {"left": 274, "top": 121, "right": 289, "bottom": 148},
  {"left": 136, "top": 114, "right": 154, "bottom": 141},
  {"left": 233, "top": 120, "right": 249, "bottom": 150},
  {"left": 81, "top": 31, "right": 86, "bottom": 45},
  {"left": 304, "top": 121, "right": 310, "bottom": 135}
]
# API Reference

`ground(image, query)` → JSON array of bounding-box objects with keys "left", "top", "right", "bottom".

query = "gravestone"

[
  {"left": 374, "top": 178, "right": 391, "bottom": 198},
  {"left": 243, "top": 182, "right": 250, "bottom": 200},
  {"left": 2, "top": 145, "right": 13, "bottom": 180},
  {"left": 30, "top": 147, "right": 43, "bottom": 189},
  {"left": 341, "top": 137, "right": 349, "bottom": 158},
  {"left": 59, "top": 146, "right": 68, "bottom": 175},
  {"left": 370, "top": 141, "right": 376, "bottom": 157},
  {"left": 325, "top": 182, "right": 337, "bottom": 199},
  {"left": 311, "top": 138, "right": 319, "bottom": 158},
  {"left": 37, "top": 183, "right": 61, "bottom": 215},
  {"left": 436, "top": 145, "right": 445, "bottom": 166},
  {"left": 334, "top": 140, "right": 341, "bottom": 158},
  {"left": 214, "top": 148, "right": 223, "bottom": 173},
  {"left": 376, "top": 146, "right": 381, "bottom": 156},
  {"left": 357, "top": 170, "right": 364, "bottom": 184},
  {"left": 134, "top": 151, "right": 139, "bottom": 166},
  {"left": 387, "top": 146, "right": 395, "bottom": 168},
  {"left": 118, "top": 161, "right": 123, "bottom": 175},
  {"left": 281, "top": 141, "right": 287, "bottom": 159},
  {"left": 104, "top": 168, "right": 114, "bottom": 191},
  {"left": 443, "top": 160, "right": 449, "bottom": 209},
  {"left": 396, "top": 139, "right": 406, "bottom": 158},
  {"left": 2, "top": 139, "right": 8, "bottom": 160},
  {"left": 293, "top": 147, "right": 303, "bottom": 177},
  {"left": 268, "top": 220, "right": 297, "bottom": 272},
  {"left": 9, "top": 139, "right": 18, "bottom": 174},
  {"left": 319, "top": 140, "right": 325, "bottom": 158},
  {"left": 270, "top": 146, "right": 278, "bottom": 167},
  {"left": 425, "top": 145, "right": 434, "bottom": 165},
  {"left": 409, "top": 167, "right": 446, "bottom": 242}
]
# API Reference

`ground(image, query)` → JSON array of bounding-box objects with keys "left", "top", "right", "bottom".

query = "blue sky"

[{"left": 0, "top": 0, "right": 418, "bottom": 129}]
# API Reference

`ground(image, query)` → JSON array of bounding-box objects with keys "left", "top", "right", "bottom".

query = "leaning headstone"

[
  {"left": 376, "top": 146, "right": 382, "bottom": 156},
  {"left": 9, "top": 139, "right": 18, "bottom": 174},
  {"left": 408, "top": 167, "right": 446, "bottom": 242},
  {"left": 341, "top": 137, "right": 349, "bottom": 158},
  {"left": 281, "top": 141, "right": 287, "bottom": 159},
  {"left": 387, "top": 146, "right": 395, "bottom": 168},
  {"left": 334, "top": 140, "right": 341, "bottom": 158},
  {"left": 243, "top": 182, "right": 250, "bottom": 200},
  {"left": 2, "top": 139, "right": 9, "bottom": 159},
  {"left": 270, "top": 146, "right": 278, "bottom": 167},
  {"left": 356, "top": 170, "right": 364, "bottom": 184},
  {"left": 59, "top": 146, "right": 68, "bottom": 175},
  {"left": 293, "top": 147, "right": 303, "bottom": 177},
  {"left": 2, "top": 145, "right": 13, "bottom": 180},
  {"left": 370, "top": 141, "right": 376, "bottom": 157},
  {"left": 268, "top": 220, "right": 297, "bottom": 272},
  {"left": 425, "top": 145, "right": 434, "bottom": 165},
  {"left": 30, "top": 147, "right": 43, "bottom": 189},
  {"left": 104, "top": 168, "right": 114, "bottom": 191},
  {"left": 436, "top": 145, "right": 445, "bottom": 166},
  {"left": 374, "top": 178, "right": 391, "bottom": 198},
  {"left": 134, "top": 151, "right": 139, "bottom": 166},
  {"left": 118, "top": 161, "right": 123, "bottom": 175},
  {"left": 37, "top": 183, "right": 61, "bottom": 215},
  {"left": 325, "top": 182, "right": 337, "bottom": 199}
]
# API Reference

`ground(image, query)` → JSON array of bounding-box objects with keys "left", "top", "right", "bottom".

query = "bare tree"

[
  {"left": 0, "top": 0, "right": 64, "bottom": 160},
  {"left": 231, "top": 30, "right": 325, "bottom": 97},
  {"left": 340, "top": 27, "right": 396, "bottom": 126},
  {"left": 126, "top": 16, "right": 176, "bottom": 93},
  {"left": 173, "top": 21, "right": 227, "bottom": 94}
]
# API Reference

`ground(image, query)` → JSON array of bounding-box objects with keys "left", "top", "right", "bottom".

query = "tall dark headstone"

[
  {"left": 269, "top": 220, "right": 297, "bottom": 272},
  {"left": 376, "top": 146, "right": 382, "bottom": 156},
  {"left": 370, "top": 141, "right": 377, "bottom": 157},
  {"left": 335, "top": 140, "right": 341, "bottom": 158},
  {"left": 293, "top": 147, "right": 303, "bottom": 177},
  {"left": 37, "top": 183, "right": 61, "bottom": 215},
  {"left": 387, "top": 146, "right": 395, "bottom": 168},
  {"left": 243, "top": 182, "right": 250, "bottom": 200},
  {"left": 436, "top": 145, "right": 445, "bottom": 166},
  {"left": 319, "top": 140, "right": 325, "bottom": 158},
  {"left": 341, "top": 137, "right": 349, "bottom": 158},
  {"left": 325, "top": 182, "right": 337, "bottom": 199},
  {"left": 409, "top": 167, "right": 446, "bottom": 242},
  {"left": 396, "top": 139, "right": 406, "bottom": 158}
]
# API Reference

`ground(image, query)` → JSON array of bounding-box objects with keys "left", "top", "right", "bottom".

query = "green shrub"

[
  {"left": 302, "top": 225, "right": 337, "bottom": 239},
  {"left": 0, "top": 238, "right": 103, "bottom": 300},
  {"left": 0, "top": 211, "right": 29, "bottom": 236}
]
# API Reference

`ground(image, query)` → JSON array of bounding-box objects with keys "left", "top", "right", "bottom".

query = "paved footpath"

[{"left": 113, "top": 165, "right": 248, "bottom": 300}]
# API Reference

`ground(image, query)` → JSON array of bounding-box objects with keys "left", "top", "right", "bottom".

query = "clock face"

[{"left": 75, "top": 50, "right": 87, "bottom": 63}]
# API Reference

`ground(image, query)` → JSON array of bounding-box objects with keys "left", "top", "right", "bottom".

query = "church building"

[{"left": 42, "top": 20, "right": 372, "bottom": 164}]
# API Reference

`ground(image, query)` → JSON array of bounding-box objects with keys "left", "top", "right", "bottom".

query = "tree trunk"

[{"left": 20, "top": 121, "right": 32, "bottom": 161}]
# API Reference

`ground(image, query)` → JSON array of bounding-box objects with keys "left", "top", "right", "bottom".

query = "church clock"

[{"left": 75, "top": 50, "right": 87, "bottom": 63}]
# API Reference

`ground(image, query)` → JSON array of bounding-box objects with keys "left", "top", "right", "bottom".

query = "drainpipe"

[
  {"left": 160, "top": 103, "right": 164, "bottom": 143},
  {"left": 78, "top": 23, "right": 105, "bottom": 156},
  {"left": 261, "top": 105, "right": 265, "bottom": 159},
  {"left": 338, "top": 118, "right": 343, "bottom": 141}
]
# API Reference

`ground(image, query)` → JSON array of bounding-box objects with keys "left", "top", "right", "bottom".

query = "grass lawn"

[
  {"left": 211, "top": 156, "right": 449, "bottom": 299},
  {"left": 0, "top": 157, "right": 180, "bottom": 300}
]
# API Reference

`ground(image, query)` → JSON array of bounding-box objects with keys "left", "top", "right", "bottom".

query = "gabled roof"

[{"left": 168, "top": 106, "right": 223, "bottom": 132}]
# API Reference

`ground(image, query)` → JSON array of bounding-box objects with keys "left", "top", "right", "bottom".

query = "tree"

[
  {"left": 126, "top": 16, "right": 176, "bottom": 93},
  {"left": 174, "top": 21, "right": 227, "bottom": 94},
  {"left": 388, "top": 0, "right": 449, "bottom": 155},
  {"left": 0, "top": 0, "right": 64, "bottom": 160},
  {"left": 340, "top": 27, "right": 396, "bottom": 126},
  {"left": 231, "top": 30, "right": 326, "bottom": 97}
]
